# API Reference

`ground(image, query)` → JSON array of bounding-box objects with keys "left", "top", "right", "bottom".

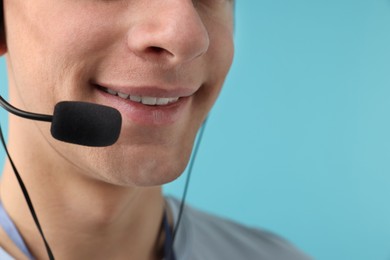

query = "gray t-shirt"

[
  {"left": 166, "top": 197, "right": 311, "bottom": 260},
  {"left": 0, "top": 197, "right": 312, "bottom": 259}
]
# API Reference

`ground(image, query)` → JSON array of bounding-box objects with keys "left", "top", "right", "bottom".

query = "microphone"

[{"left": 0, "top": 96, "right": 122, "bottom": 147}]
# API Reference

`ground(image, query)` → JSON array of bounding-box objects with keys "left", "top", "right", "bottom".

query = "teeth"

[
  {"left": 156, "top": 98, "right": 169, "bottom": 105},
  {"left": 103, "top": 87, "right": 180, "bottom": 106},
  {"left": 118, "top": 92, "right": 129, "bottom": 99},
  {"left": 141, "top": 96, "right": 157, "bottom": 105},
  {"left": 168, "top": 97, "right": 179, "bottom": 103},
  {"left": 130, "top": 95, "right": 142, "bottom": 102},
  {"left": 107, "top": 89, "right": 117, "bottom": 95}
]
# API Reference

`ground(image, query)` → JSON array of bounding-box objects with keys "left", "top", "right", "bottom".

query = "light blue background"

[{"left": 1, "top": 1, "right": 390, "bottom": 260}]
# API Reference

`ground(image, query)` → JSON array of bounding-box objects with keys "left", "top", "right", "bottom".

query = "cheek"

[
  {"left": 202, "top": 28, "right": 234, "bottom": 104},
  {"left": 7, "top": 1, "right": 116, "bottom": 70},
  {"left": 5, "top": 5, "right": 119, "bottom": 112},
  {"left": 185, "top": 25, "right": 234, "bottom": 142},
  {"left": 209, "top": 25, "right": 235, "bottom": 74}
]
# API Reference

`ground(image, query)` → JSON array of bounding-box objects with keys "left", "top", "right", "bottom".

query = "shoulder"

[{"left": 166, "top": 197, "right": 312, "bottom": 260}]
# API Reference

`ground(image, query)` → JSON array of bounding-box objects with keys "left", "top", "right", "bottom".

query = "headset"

[{"left": 0, "top": 96, "right": 208, "bottom": 259}]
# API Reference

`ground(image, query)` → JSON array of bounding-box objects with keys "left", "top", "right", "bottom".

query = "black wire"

[
  {"left": 166, "top": 117, "right": 209, "bottom": 259},
  {"left": 0, "top": 124, "right": 55, "bottom": 260},
  {"left": 0, "top": 96, "right": 53, "bottom": 122},
  {"left": 0, "top": 111, "right": 208, "bottom": 260}
]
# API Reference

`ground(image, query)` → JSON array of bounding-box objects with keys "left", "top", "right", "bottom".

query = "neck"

[{"left": 0, "top": 117, "right": 170, "bottom": 260}]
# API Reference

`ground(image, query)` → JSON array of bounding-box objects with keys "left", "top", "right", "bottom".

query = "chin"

[
  {"left": 99, "top": 162, "right": 185, "bottom": 188},
  {"left": 91, "top": 147, "right": 191, "bottom": 187}
]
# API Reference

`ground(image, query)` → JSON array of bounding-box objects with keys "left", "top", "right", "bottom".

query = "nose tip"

[{"left": 126, "top": 5, "right": 210, "bottom": 66}]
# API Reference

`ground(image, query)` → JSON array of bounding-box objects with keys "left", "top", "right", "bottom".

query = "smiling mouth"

[{"left": 97, "top": 86, "right": 181, "bottom": 106}]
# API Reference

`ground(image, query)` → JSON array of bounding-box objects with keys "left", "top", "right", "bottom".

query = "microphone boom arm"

[{"left": 0, "top": 95, "right": 53, "bottom": 122}]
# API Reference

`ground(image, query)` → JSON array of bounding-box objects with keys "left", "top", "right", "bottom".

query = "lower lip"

[{"left": 96, "top": 88, "right": 191, "bottom": 126}]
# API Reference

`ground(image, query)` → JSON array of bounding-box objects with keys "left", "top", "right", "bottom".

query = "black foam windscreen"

[{"left": 51, "top": 102, "right": 122, "bottom": 147}]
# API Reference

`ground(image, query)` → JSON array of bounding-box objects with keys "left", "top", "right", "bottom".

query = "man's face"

[{"left": 2, "top": 0, "right": 234, "bottom": 186}]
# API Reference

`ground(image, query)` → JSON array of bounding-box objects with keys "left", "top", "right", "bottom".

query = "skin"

[{"left": 0, "top": 0, "right": 234, "bottom": 259}]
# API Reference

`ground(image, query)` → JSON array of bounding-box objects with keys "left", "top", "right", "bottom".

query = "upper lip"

[{"left": 92, "top": 81, "right": 198, "bottom": 98}]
